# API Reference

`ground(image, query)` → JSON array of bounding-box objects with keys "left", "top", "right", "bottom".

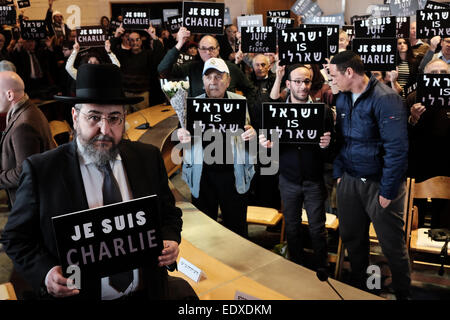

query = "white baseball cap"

[{"left": 202, "top": 58, "right": 229, "bottom": 76}]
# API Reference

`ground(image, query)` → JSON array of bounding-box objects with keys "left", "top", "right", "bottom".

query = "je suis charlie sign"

[
  {"left": 52, "top": 195, "right": 163, "bottom": 279},
  {"left": 352, "top": 38, "right": 397, "bottom": 71},
  {"left": 76, "top": 26, "right": 106, "bottom": 47},
  {"left": 182, "top": 2, "right": 225, "bottom": 35},
  {"left": 121, "top": 8, "right": 151, "bottom": 30}
]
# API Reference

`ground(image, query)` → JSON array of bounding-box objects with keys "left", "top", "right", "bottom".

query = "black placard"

[
  {"left": 186, "top": 98, "right": 247, "bottom": 136},
  {"left": 389, "top": 0, "right": 419, "bottom": 16},
  {"left": 404, "top": 81, "right": 417, "bottom": 97},
  {"left": 20, "top": 20, "right": 48, "bottom": 40},
  {"left": 352, "top": 38, "right": 397, "bottom": 71},
  {"left": 0, "top": 5, "right": 15, "bottom": 26},
  {"left": 17, "top": 0, "right": 30, "bottom": 9},
  {"left": 121, "top": 8, "right": 150, "bottom": 30},
  {"left": 342, "top": 25, "right": 355, "bottom": 42},
  {"left": 176, "top": 53, "right": 195, "bottom": 65},
  {"left": 304, "top": 14, "right": 344, "bottom": 27},
  {"left": 424, "top": 0, "right": 450, "bottom": 9},
  {"left": 0, "top": 0, "right": 14, "bottom": 5},
  {"left": 182, "top": 2, "right": 225, "bottom": 35},
  {"left": 350, "top": 15, "right": 371, "bottom": 25},
  {"left": 262, "top": 102, "right": 325, "bottom": 144},
  {"left": 166, "top": 14, "right": 183, "bottom": 34},
  {"left": 241, "top": 26, "right": 276, "bottom": 53},
  {"left": 266, "top": 17, "right": 294, "bottom": 30},
  {"left": 278, "top": 27, "right": 328, "bottom": 65},
  {"left": 354, "top": 16, "right": 396, "bottom": 38},
  {"left": 267, "top": 10, "right": 290, "bottom": 18},
  {"left": 302, "top": 24, "right": 339, "bottom": 57},
  {"left": 51, "top": 195, "right": 163, "bottom": 279},
  {"left": 416, "top": 9, "right": 450, "bottom": 38},
  {"left": 396, "top": 16, "right": 410, "bottom": 38},
  {"left": 76, "top": 26, "right": 106, "bottom": 47},
  {"left": 416, "top": 74, "right": 450, "bottom": 108}
]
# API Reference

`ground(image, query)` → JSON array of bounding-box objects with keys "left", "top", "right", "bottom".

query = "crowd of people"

[{"left": 0, "top": 3, "right": 449, "bottom": 301}]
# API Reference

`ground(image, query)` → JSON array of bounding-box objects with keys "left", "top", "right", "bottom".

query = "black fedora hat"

[{"left": 54, "top": 63, "right": 144, "bottom": 105}]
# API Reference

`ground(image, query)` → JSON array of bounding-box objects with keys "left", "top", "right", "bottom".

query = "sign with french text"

[
  {"left": 416, "top": 9, "right": 450, "bottom": 38},
  {"left": 304, "top": 13, "right": 345, "bottom": 27},
  {"left": 121, "top": 8, "right": 150, "bottom": 30},
  {"left": 342, "top": 25, "right": 355, "bottom": 42},
  {"left": 241, "top": 26, "right": 276, "bottom": 53},
  {"left": 424, "top": 0, "right": 450, "bottom": 10},
  {"left": 262, "top": 103, "right": 325, "bottom": 144},
  {"left": 0, "top": 5, "right": 16, "bottom": 26},
  {"left": 186, "top": 98, "right": 247, "bottom": 136},
  {"left": 416, "top": 74, "right": 450, "bottom": 108},
  {"left": 76, "top": 26, "right": 106, "bottom": 47},
  {"left": 266, "top": 17, "right": 295, "bottom": 30},
  {"left": 389, "top": 0, "right": 419, "bottom": 17},
  {"left": 367, "top": 4, "right": 391, "bottom": 17},
  {"left": 20, "top": 20, "right": 48, "bottom": 40},
  {"left": 166, "top": 14, "right": 183, "bottom": 34},
  {"left": 182, "top": 2, "right": 225, "bottom": 35},
  {"left": 352, "top": 38, "right": 397, "bottom": 71},
  {"left": 52, "top": 195, "right": 163, "bottom": 279},
  {"left": 396, "top": 16, "right": 410, "bottom": 38},
  {"left": 237, "top": 14, "right": 263, "bottom": 33},
  {"left": 163, "top": 8, "right": 179, "bottom": 22},
  {"left": 354, "top": 16, "right": 396, "bottom": 39},
  {"left": 278, "top": 27, "right": 328, "bottom": 65}
]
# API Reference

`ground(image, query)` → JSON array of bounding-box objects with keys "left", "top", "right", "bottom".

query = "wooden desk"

[
  {"left": 125, "top": 104, "right": 175, "bottom": 142},
  {"left": 176, "top": 201, "right": 383, "bottom": 300}
]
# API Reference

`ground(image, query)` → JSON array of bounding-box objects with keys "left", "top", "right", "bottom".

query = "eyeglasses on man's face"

[
  {"left": 79, "top": 111, "right": 124, "bottom": 127},
  {"left": 198, "top": 46, "right": 218, "bottom": 52},
  {"left": 288, "top": 79, "right": 312, "bottom": 86}
]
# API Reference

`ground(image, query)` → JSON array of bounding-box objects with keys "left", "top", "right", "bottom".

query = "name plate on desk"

[
  {"left": 178, "top": 257, "right": 206, "bottom": 282},
  {"left": 234, "top": 290, "right": 261, "bottom": 300}
]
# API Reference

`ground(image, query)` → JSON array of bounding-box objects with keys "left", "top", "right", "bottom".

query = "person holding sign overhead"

[
  {"left": 259, "top": 64, "right": 334, "bottom": 273},
  {"left": 65, "top": 40, "right": 121, "bottom": 80},
  {"left": 328, "top": 51, "right": 411, "bottom": 300},
  {"left": 1, "top": 64, "right": 195, "bottom": 300},
  {"left": 177, "top": 58, "right": 256, "bottom": 238},
  {"left": 157, "top": 27, "right": 256, "bottom": 107}
]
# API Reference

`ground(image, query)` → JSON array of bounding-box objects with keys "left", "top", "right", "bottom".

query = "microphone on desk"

[
  {"left": 135, "top": 111, "right": 151, "bottom": 130},
  {"left": 316, "top": 269, "right": 344, "bottom": 300}
]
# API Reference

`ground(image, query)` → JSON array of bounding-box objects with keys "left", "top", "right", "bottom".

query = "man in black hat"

[{"left": 1, "top": 64, "right": 191, "bottom": 300}]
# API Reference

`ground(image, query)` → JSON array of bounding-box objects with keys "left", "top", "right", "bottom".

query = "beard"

[{"left": 76, "top": 131, "right": 121, "bottom": 167}]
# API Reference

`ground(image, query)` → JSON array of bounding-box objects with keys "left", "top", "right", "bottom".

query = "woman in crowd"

[{"left": 389, "top": 38, "right": 419, "bottom": 97}]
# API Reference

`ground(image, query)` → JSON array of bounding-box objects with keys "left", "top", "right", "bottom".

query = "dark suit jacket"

[
  {"left": 0, "top": 98, "right": 55, "bottom": 205},
  {"left": 1, "top": 140, "right": 183, "bottom": 300}
]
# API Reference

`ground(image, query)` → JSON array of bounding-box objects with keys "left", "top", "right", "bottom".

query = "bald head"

[
  {"left": 424, "top": 59, "right": 450, "bottom": 74},
  {"left": 0, "top": 71, "right": 25, "bottom": 113}
]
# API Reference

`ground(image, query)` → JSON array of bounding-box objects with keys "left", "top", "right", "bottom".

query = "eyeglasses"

[
  {"left": 199, "top": 46, "right": 218, "bottom": 52},
  {"left": 79, "top": 111, "right": 124, "bottom": 127},
  {"left": 288, "top": 79, "right": 312, "bottom": 86}
]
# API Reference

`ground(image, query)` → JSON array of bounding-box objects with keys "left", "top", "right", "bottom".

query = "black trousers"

[
  {"left": 191, "top": 166, "right": 249, "bottom": 238},
  {"left": 336, "top": 173, "right": 411, "bottom": 295},
  {"left": 279, "top": 175, "right": 328, "bottom": 269}
]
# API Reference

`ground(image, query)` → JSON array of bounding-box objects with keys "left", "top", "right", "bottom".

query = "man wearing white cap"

[
  {"left": 45, "top": 0, "right": 71, "bottom": 40},
  {"left": 177, "top": 58, "right": 256, "bottom": 238}
]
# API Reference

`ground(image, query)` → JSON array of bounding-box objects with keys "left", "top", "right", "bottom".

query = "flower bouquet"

[{"left": 161, "top": 80, "right": 189, "bottom": 128}]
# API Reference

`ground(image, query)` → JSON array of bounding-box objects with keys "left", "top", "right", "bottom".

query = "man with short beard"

[{"left": 1, "top": 64, "right": 193, "bottom": 301}]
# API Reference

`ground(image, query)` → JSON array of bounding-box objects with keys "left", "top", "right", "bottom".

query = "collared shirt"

[
  {"left": 437, "top": 51, "right": 450, "bottom": 64},
  {"left": 76, "top": 138, "right": 140, "bottom": 300},
  {"left": 6, "top": 94, "right": 29, "bottom": 126}
]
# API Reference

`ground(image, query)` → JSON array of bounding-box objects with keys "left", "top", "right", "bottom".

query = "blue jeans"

[{"left": 279, "top": 175, "right": 328, "bottom": 269}]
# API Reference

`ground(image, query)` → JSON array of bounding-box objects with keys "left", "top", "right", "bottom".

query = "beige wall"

[{"left": 15, "top": 0, "right": 450, "bottom": 29}]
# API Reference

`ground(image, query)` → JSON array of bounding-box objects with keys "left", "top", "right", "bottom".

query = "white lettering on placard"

[{"left": 178, "top": 257, "right": 205, "bottom": 282}]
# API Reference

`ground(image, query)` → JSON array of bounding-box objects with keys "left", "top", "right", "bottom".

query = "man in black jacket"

[
  {"left": 1, "top": 64, "right": 192, "bottom": 300},
  {"left": 259, "top": 64, "right": 334, "bottom": 272}
]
